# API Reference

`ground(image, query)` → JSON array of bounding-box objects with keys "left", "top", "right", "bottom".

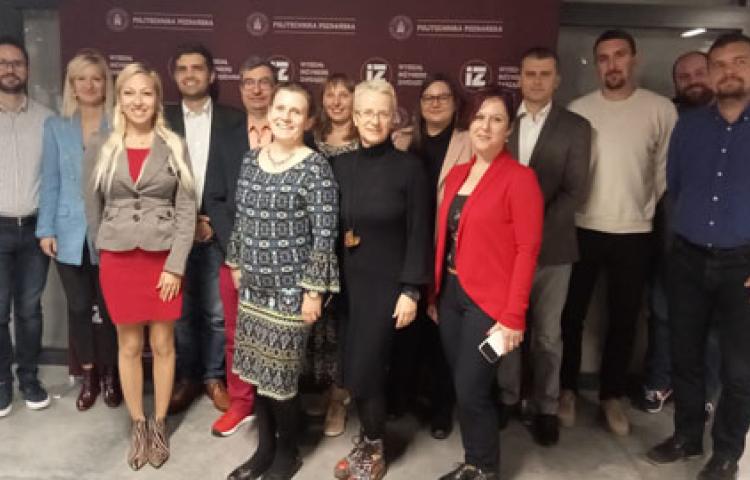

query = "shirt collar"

[
  {"left": 518, "top": 100, "right": 552, "bottom": 122},
  {"left": 181, "top": 97, "right": 212, "bottom": 118},
  {"left": 0, "top": 94, "right": 28, "bottom": 114},
  {"left": 710, "top": 102, "right": 750, "bottom": 125},
  {"left": 247, "top": 115, "right": 270, "bottom": 132}
]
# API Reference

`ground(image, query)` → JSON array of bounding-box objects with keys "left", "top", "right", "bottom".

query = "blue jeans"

[
  {"left": 0, "top": 219, "right": 50, "bottom": 387},
  {"left": 175, "top": 241, "right": 225, "bottom": 382},
  {"left": 645, "top": 255, "right": 722, "bottom": 402}
]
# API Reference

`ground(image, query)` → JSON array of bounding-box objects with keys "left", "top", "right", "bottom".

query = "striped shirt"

[{"left": 0, "top": 96, "right": 53, "bottom": 216}]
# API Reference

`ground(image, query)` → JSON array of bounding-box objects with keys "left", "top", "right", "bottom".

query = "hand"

[
  {"left": 156, "top": 271, "right": 182, "bottom": 302},
  {"left": 487, "top": 323, "right": 524, "bottom": 354},
  {"left": 426, "top": 303, "right": 438, "bottom": 324},
  {"left": 301, "top": 292, "right": 323, "bottom": 324},
  {"left": 194, "top": 215, "right": 214, "bottom": 243},
  {"left": 393, "top": 294, "right": 417, "bottom": 329},
  {"left": 230, "top": 268, "right": 241, "bottom": 290},
  {"left": 39, "top": 237, "right": 57, "bottom": 258}
]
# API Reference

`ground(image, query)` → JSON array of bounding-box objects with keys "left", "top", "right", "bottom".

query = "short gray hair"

[
  {"left": 239, "top": 55, "right": 277, "bottom": 81},
  {"left": 354, "top": 78, "right": 397, "bottom": 114}
]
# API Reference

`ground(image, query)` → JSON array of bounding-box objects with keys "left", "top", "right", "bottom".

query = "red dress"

[{"left": 99, "top": 148, "right": 183, "bottom": 324}]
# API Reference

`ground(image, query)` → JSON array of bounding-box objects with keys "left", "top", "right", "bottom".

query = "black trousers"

[
  {"left": 560, "top": 228, "right": 652, "bottom": 399},
  {"left": 55, "top": 245, "right": 116, "bottom": 367},
  {"left": 438, "top": 273, "right": 499, "bottom": 472},
  {"left": 669, "top": 237, "right": 750, "bottom": 462}
]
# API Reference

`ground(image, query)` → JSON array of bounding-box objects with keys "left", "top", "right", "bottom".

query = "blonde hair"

[
  {"left": 353, "top": 78, "right": 397, "bottom": 114},
  {"left": 92, "top": 62, "right": 194, "bottom": 194},
  {"left": 61, "top": 49, "right": 114, "bottom": 118}
]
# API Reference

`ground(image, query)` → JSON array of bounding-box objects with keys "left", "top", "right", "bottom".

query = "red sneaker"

[{"left": 211, "top": 408, "right": 254, "bottom": 437}]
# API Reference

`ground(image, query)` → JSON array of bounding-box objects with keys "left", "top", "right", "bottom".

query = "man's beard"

[
  {"left": 0, "top": 74, "right": 26, "bottom": 94},
  {"left": 715, "top": 76, "right": 747, "bottom": 101},
  {"left": 676, "top": 84, "right": 714, "bottom": 107},
  {"left": 604, "top": 71, "right": 626, "bottom": 91}
]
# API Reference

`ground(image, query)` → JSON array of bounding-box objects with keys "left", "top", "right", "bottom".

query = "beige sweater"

[{"left": 569, "top": 88, "right": 677, "bottom": 234}]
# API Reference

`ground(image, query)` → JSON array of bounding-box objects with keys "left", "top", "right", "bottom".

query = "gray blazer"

[
  {"left": 508, "top": 103, "right": 591, "bottom": 266},
  {"left": 83, "top": 133, "right": 197, "bottom": 275}
]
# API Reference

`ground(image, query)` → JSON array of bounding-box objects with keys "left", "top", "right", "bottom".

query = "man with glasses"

[
  {"left": 203, "top": 57, "right": 277, "bottom": 437},
  {"left": 497, "top": 47, "right": 590, "bottom": 446},
  {"left": 164, "top": 44, "right": 244, "bottom": 416},
  {"left": 0, "top": 36, "right": 53, "bottom": 417}
]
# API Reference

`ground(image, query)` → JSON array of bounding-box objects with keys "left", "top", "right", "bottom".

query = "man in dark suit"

[
  {"left": 497, "top": 47, "right": 591, "bottom": 446},
  {"left": 163, "top": 44, "right": 244, "bottom": 416}
]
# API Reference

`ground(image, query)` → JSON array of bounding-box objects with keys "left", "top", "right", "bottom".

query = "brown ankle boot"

[
  {"left": 127, "top": 419, "right": 148, "bottom": 471},
  {"left": 76, "top": 368, "right": 100, "bottom": 411},
  {"left": 147, "top": 416, "right": 170, "bottom": 468},
  {"left": 324, "top": 385, "right": 350, "bottom": 437}
]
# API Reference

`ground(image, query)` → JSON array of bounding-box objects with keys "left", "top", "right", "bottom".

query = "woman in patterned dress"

[{"left": 226, "top": 82, "right": 339, "bottom": 480}]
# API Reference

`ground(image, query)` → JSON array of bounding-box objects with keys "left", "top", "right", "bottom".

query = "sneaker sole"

[
  {"left": 646, "top": 452, "right": 703, "bottom": 466},
  {"left": 0, "top": 403, "right": 11, "bottom": 417},
  {"left": 25, "top": 396, "right": 50, "bottom": 410},
  {"left": 211, "top": 415, "right": 254, "bottom": 437}
]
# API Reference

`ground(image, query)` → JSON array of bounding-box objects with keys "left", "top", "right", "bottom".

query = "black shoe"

[
  {"left": 262, "top": 453, "right": 302, "bottom": 480},
  {"left": 227, "top": 452, "right": 274, "bottom": 480},
  {"left": 497, "top": 403, "right": 514, "bottom": 430},
  {"left": 0, "top": 382, "right": 12, "bottom": 417},
  {"left": 438, "top": 463, "right": 498, "bottom": 480},
  {"left": 20, "top": 380, "right": 50, "bottom": 410},
  {"left": 532, "top": 414, "right": 559, "bottom": 446},
  {"left": 431, "top": 412, "right": 453, "bottom": 440},
  {"left": 697, "top": 455, "right": 738, "bottom": 480},
  {"left": 646, "top": 436, "right": 703, "bottom": 465}
]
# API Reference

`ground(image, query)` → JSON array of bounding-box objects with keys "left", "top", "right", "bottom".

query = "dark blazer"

[
  {"left": 164, "top": 102, "right": 245, "bottom": 213},
  {"left": 83, "top": 133, "right": 197, "bottom": 275},
  {"left": 203, "top": 121, "right": 249, "bottom": 256},
  {"left": 507, "top": 103, "right": 591, "bottom": 266}
]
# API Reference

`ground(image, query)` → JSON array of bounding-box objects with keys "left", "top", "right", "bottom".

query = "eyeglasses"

[
  {"left": 0, "top": 59, "right": 27, "bottom": 71},
  {"left": 421, "top": 93, "right": 452, "bottom": 104},
  {"left": 240, "top": 77, "right": 273, "bottom": 90},
  {"left": 355, "top": 109, "right": 392, "bottom": 122}
]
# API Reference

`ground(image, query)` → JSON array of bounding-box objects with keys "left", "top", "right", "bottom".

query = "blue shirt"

[{"left": 668, "top": 104, "right": 750, "bottom": 248}]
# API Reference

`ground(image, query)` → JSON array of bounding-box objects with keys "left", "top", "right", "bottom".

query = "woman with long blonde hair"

[
  {"left": 36, "top": 49, "right": 121, "bottom": 412},
  {"left": 83, "top": 62, "right": 196, "bottom": 470}
]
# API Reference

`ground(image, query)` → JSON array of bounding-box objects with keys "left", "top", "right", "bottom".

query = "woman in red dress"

[{"left": 83, "top": 63, "right": 196, "bottom": 470}]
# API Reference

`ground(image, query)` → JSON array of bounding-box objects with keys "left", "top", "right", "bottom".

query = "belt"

[
  {"left": 674, "top": 235, "right": 750, "bottom": 260},
  {"left": 0, "top": 214, "right": 36, "bottom": 227}
]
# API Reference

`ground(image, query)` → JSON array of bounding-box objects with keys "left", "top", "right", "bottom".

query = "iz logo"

[
  {"left": 271, "top": 60, "right": 290, "bottom": 82},
  {"left": 464, "top": 65, "right": 487, "bottom": 88},
  {"left": 366, "top": 63, "right": 388, "bottom": 81}
]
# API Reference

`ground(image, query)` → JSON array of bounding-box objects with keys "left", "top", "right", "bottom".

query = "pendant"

[{"left": 344, "top": 229, "right": 361, "bottom": 248}]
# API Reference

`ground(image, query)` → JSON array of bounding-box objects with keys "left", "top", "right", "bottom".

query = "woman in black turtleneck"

[
  {"left": 331, "top": 79, "right": 431, "bottom": 480},
  {"left": 390, "top": 74, "right": 471, "bottom": 439}
]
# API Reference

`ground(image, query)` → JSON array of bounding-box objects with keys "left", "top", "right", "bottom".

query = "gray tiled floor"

[{"left": 0, "top": 366, "right": 747, "bottom": 480}]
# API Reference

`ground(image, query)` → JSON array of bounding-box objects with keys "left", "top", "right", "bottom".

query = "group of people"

[{"left": 1, "top": 25, "right": 749, "bottom": 480}]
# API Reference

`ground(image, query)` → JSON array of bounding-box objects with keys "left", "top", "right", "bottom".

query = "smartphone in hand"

[{"left": 478, "top": 330, "right": 505, "bottom": 363}]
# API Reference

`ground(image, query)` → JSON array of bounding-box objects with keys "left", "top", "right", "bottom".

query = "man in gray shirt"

[{"left": 0, "top": 36, "right": 53, "bottom": 417}]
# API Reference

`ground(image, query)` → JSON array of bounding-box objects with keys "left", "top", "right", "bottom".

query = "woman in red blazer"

[{"left": 431, "top": 87, "right": 543, "bottom": 480}]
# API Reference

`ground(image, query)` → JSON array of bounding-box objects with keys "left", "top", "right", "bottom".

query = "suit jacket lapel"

[
  {"left": 528, "top": 104, "right": 559, "bottom": 169},
  {"left": 460, "top": 153, "right": 509, "bottom": 224},
  {"left": 135, "top": 136, "right": 169, "bottom": 188},
  {"left": 508, "top": 119, "right": 520, "bottom": 159}
]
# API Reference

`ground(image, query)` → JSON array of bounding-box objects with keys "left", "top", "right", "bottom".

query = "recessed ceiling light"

[{"left": 682, "top": 28, "right": 707, "bottom": 38}]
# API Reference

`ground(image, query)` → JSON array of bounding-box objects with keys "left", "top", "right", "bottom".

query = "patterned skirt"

[{"left": 233, "top": 301, "right": 311, "bottom": 400}]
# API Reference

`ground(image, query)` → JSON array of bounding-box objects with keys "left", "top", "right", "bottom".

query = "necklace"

[{"left": 267, "top": 146, "right": 295, "bottom": 166}]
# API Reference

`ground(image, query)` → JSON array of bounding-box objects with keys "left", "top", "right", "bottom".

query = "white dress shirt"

[
  {"left": 0, "top": 96, "right": 53, "bottom": 217},
  {"left": 517, "top": 100, "right": 552, "bottom": 167},
  {"left": 183, "top": 98, "right": 213, "bottom": 208}
]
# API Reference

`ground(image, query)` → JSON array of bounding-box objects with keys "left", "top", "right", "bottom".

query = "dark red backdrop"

[{"left": 60, "top": 0, "right": 560, "bottom": 123}]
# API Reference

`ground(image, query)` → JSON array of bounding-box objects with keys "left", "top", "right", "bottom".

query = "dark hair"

[
  {"left": 314, "top": 73, "right": 357, "bottom": 143},
  {"left": 171, "top": 43, "right": 218, "bottom": 99},
  {"left": 271, "top": 82, "right": 316, "bottom": 119},
  {"left": 411, "top": 73, "right": 464, "bottom": 151},
  {"left": 520, "top": 47, "right": 559, "bottom": 69},
  {"left": 672, "top": 50, "right": 708, "bottom": 82},
  {"left": 594, "top": 29, "right": 637, "bottom": 56},
  {"left": 239, "top": 55, "right": 278, "bottom": 82},
  {"left": 709, "top": 33, "right": 750, "bottom": 56},
  {"left": 172, "top": 43, "right": 215, "bottom": 72},
  {"left": 462, "top": 86, "right": 517, "bottom": 130},
  {"left": 0, "top": 35, "right": 29, "bottom": 64}
]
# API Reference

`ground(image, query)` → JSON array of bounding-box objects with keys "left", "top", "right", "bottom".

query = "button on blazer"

[{"left": 83, "top": 132, "right": 197, "bottom": 275}]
